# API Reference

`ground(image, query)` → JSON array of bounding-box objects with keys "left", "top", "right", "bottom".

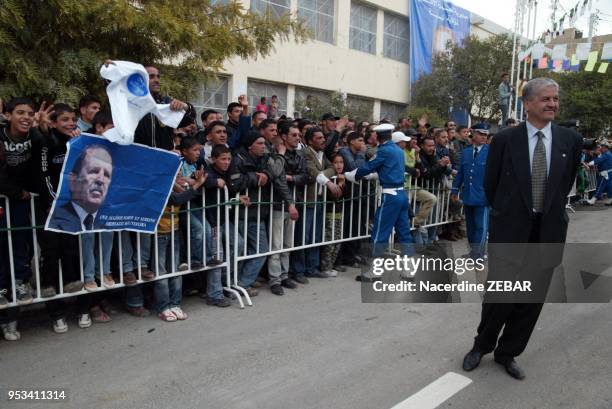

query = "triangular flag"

[
  {"left": 602, "top": 42, "right": 612, "bottom": 61},
  {"left": 576, "top": 43, "right": 591, "bottom": 60},
  {"left": 598, "top": 62, "right": 609, "bottom": 74},
  {"left": 553, "top": 59, "right": 562, "bottom": 68},
  {"left": 562, "top": 59, "right": 570, "bottom": 71},
  {"left": 571, "top": 53, "right": 579, "bottom": 66},
  {"left": 538, "top": 56, "right": 548, "bottom": 69},
  {"left": 585, "top": 51, "right": 598, "bottom": 71}
]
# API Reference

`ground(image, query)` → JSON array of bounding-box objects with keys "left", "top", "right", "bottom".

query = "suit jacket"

[
  {"left": 302, "top": 146, "right": 335, "bottom": 206},
  {"left": 46, "top": 202, "right": 104, "bottom": 234},
  {"left": 485, "top": 122, "right": 582, "bottom": 267}
]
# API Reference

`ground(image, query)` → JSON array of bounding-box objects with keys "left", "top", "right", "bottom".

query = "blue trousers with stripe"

[
  {"left": 371, "top": 191, "right": 414, "bottom": 257},
  {"left": 464, "top": 205, "right": 488, "bottom": 258},
  {"left": 594, "top": 172, "right": 612, "bottom": 199}
]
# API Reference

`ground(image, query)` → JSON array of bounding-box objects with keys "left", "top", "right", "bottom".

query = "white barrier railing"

[{"left": 0, "top": 174, "right": 462, "bottom": 309}]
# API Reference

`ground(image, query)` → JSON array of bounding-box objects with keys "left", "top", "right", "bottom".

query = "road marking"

[{"left": 389, "top": 372, "right": 472, "bottom": 409}]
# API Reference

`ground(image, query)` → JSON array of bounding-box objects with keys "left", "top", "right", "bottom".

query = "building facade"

[{"left": 194, "top": 0, "right": 512, "bottom": 123}]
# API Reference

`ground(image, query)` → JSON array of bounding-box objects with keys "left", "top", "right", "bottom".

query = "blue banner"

[
  {"left": 410, "top": 0, "right": 471, "bottom": 83},
  {"left": 46, "top": 134, "right": 180, "bottom": 234}
]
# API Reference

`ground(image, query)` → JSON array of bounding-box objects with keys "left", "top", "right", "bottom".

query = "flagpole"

[
  {"left": 509, "top": 0, "right": 521, "bottom": 117},
  {"left": 529, "top": 1, "right": 538, "bottom": 82},
  {"left": 512, "top": 0, "right": 528, "bottom": 120}
]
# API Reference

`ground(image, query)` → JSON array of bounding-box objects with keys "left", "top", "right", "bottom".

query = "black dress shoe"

[
  {"left": 281, "top": 278, "right": 297, "bottom": 289},
  {"left": 495, "top": 358, "right": 525, "bottom": 380},
  {"left": 462, "top": 349, "right": 484, "bottom": 371},
  {"left": 270, "top": 284, "right": 284, "bottom": 296}
]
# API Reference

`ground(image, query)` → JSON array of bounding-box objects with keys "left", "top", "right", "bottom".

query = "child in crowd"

[
  {"left": 155, "top": 166, "right": 207, "bottom": 321},
  {"left": 319, "top": 154, "right": 345, "bottom": 277}
]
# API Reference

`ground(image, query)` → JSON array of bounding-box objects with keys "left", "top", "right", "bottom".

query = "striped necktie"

[{"left": 531, "top": 131, "right": 547, "bottom": 213}]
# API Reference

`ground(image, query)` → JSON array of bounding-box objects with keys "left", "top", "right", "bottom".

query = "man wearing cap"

[
  {"left": 345, "top": 124, "right": 416, "bottom": 279},
  {"left": 451, "top": 124, "right": 490, "bottom": 260},
  {"left": 586, "top": 139, "right": 612, "bottom": 205},
  {"left": 462, "top": 77, "right": 582, "bottom": 380}
]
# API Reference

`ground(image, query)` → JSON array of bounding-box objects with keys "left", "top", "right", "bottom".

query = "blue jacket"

[
  {"left": 451, "top": 144, "right": 489, "bottom": 206},
  {"left": 594, "top": 150, "right": 612, "bottom": 171},
  {"left": 355, "top": 140, "right": 405, "bottom": 188},
  {"left": 338, "top": 146, "right": 366, "bottom": 172}
]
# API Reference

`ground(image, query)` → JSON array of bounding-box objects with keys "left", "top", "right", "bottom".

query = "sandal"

[
  {"left": 90, "top": 306, "right": 112, "bottom": 323},
  {"left": 158, "top": 309, "right": 177, "bottom": 322}
]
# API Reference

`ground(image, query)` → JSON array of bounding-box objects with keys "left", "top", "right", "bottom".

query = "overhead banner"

[
  {"left": 46, "top": 134, "right": 180, "bottom": 235},
  {"left": 409, "top": 0, "right": 471, "bottom": 83}
]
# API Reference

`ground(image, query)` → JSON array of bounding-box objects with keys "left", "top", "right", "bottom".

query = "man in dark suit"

[
  {"left": 462, "top": 77, "right": 582, "bottom": 380},
  {"left": 47, "top": 144, "right": 112, "bottom": 233}
]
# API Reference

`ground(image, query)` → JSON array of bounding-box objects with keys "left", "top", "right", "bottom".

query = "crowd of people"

[{"left": 1, "top": 65, "right": 609, "bottom": 342}]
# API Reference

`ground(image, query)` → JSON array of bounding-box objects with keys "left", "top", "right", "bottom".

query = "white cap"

[
  {"left": 392, "top": 131, "right": 411, "bottom": 143},
  {"left": 373, "top": 123, "right": 395, "bottom": 133}
]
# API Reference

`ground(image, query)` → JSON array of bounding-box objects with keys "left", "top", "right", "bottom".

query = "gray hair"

[{"left": 523, "top": 77, "right": 559, "bottom": 101}]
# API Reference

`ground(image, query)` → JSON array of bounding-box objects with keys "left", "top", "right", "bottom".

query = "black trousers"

[
  {"left": 473, "top": 214, "right": 553, "bottom": 363},
  {"left": 37, "top": 229, "right": 80, "bottom": 289}
]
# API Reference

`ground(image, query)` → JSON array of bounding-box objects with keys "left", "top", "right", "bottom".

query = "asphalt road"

[{"left": 1, "top": 206, "right": 611, "bottom": 409}]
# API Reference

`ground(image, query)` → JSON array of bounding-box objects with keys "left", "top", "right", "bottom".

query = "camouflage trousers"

[{"left": 320, "top": 216, "right": 342, "bottom": 272}]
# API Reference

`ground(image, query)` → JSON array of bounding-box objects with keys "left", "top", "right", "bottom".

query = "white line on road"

[{"left": 389, "top": 372, "right": 472, "bottom": 409}]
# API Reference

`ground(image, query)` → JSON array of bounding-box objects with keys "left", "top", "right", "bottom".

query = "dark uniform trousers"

[{"left": 473, "top": 214, "right": 554, "bottom": 364}]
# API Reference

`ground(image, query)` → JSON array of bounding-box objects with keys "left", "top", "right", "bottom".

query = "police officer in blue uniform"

[
  {"left": 586, "top": 138, "right": 612, "bottom": 206},
  {"left": 345, "top": 124, "right": 415, "bottom": 277},
  {"left": 451, "top": 123, "right": 490, "bottom": 259}
]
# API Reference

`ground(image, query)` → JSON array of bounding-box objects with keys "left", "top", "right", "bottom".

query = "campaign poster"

[
  {"left": 410, "top": 0, "right": 471, "bottom": 83},
  {"left": 45, "top": 133, "right": 180, "bottom": 234}
]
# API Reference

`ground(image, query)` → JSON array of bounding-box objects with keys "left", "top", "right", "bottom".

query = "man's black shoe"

[
  {"left": 495, "top": 358, "right": 525, "bottom": 380},
  {"left": 281, "top": 279, "right": 297, "bottom": 289},
  {"left": 270, "top": 284, "right": 284, "bottom": 296},
  {"left": 292, "top": 274, "right": 309, "bottom": 284},
  {"left": 462, "top": 349, "right": 484, "bottom": 371}
]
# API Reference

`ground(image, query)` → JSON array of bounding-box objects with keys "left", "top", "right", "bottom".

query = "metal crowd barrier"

[
  {"left": 0, "top": 175, "right": 458, "bottom": 309},
  {"left": 566, "top": 166, "right": 599, "bottom": 212}
]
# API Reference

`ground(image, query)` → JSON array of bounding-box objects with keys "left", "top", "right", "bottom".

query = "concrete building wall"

[{"left": 194, "top": 0, "right": 512, "bottom": 122}]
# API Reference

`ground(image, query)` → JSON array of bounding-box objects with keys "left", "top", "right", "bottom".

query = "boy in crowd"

[
  {"left": 76, "top": 94, "right": 101, "bottom": 132},
  {"left": 155, "top": 166, "right": 207, "bottom": 321},
  {"left": 319, "top": 154, "right": 345, "bottom": 277}
]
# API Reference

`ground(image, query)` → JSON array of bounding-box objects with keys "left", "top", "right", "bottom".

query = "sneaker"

[
  {"left": 586, "top": 197, "right": 597, "bottom": 205},
  {"left": 90, "top": 306, "right": 112, "bottom": 323},
  {"left": 323, "top": 270, "right": 338, "bottom": 277},
  {"left": 78, "top": 313, "right": 92, "bottom": 328},
  {"left": 15, "top": 281, "right": 33, "bottom": 305},
  {"left": 0, "top": 288, "right": 10, "bottom": 309},
  {"left": 178, "top": 263, "right": 189, "bottom": 272},
  {"left": 169, "top": 306, "right": 188, "bottom": 320},
  {"left": 84, "top": 281, "right": 98, "bottom": 292},
  {"left": 270, "top": 284, "right": 284, "bottom": 296},
  {"left": 1, "top": 321, "right": 20, "bottom": 341},
  {"left": 63, "top": 280, "right": 83, "bottom": 293},
  {"left": 126, "top": 306, "right": 150, "bottom": 317},
  {"left": 158, "top": 309, "right": 177, "bottom": 322},
  {"left": 141, "top": 269, "right": 155, "bottom": 281},
  {"left": 292, "top": 274, "right": 309, "bottom": 285},
  {"left": 246, "top": 287, "right": 258, "bottom": 297},
  {"left": 103, "top": 275, "right": 115, "bottom": 288},
  {"left": 281, "top": 278, "right": 298, "bottom": 289},
  {"left": 123, "top": 272, "right": 137, "bottom": 286},
  {"left": 206, "top": 297, "right": 232, "bottom": 307},
  {"left": 53, "top": 318, "right": 68, "bottom": 334},
  {"left": 41, "top": 286, "right": 57, "bottom": 298}
]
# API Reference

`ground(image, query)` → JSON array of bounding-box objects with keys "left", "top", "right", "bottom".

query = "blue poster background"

[
  {"left": 46, "top": 133, "right": 180, "bottom": 234},
  {"left": 410, "top": 0, "right": 471, "bottom": 84}
]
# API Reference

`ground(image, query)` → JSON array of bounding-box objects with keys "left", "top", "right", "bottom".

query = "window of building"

[
  {"left": 380, "top": 101, "right": 408, "bottom": 123},
  {"left": 298, "top": 0, "right": 335, "bottom": 44},
  {"left": 350, "top": 2, "right": 377, "bottom": 54},
  {"left": 247, "top": 79, "right": 288, "bottom": 116},
  {"left": 251, "top": 0, "right": 290, "bottom": 19},
  {"left": 295, "top": 87, "right": 332, "bottom": 119},
  {"left": 192, "top": 76, "right": 229, "bottom": 124},
  {"left": 383, "top": 12, "right": 410, "bottom": 63},
  {"left": 346, "top": 95, "right": 374, "bottom": 121}
]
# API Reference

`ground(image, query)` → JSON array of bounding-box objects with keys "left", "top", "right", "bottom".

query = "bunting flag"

[
  {"left": 547, "top": 58, "right": 554, "bottom": 71},
  {"left": 584, "top": 51, "right": 598, "bottom": 72},
  {"left": 576, "top": 43, "right": 591, "bottom": 60},
  {"left": 598, "top": 63, "right": 609, "bottom": 74},
  {"left": 562, "top": 58, "right": 571, "bottom": 71},
  {"left": 538, "top": 57, "right": 548, "bottom": 69}
]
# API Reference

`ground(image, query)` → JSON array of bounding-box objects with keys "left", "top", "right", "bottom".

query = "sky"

[{"left": 451, "top": 0, "right": 612, "bottom": 40}]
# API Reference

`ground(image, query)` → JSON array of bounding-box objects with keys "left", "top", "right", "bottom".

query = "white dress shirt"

[{"left": 525, "top": 120, "right": 552, "bottom": 174}]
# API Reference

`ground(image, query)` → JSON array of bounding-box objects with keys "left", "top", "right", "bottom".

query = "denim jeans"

[
  {"left": 153, "top": 233, "right": 182, "bottom": 312},
  {"left": 120, "top": 231, "right": 152, "bottom": 273},
  {"left": 290, "top": 204, "right": 323, "bottom": 275},
  {"left": 81, "top": 232, "right": 114, "bottom": 282},
  {"left": 0, "top": 198, "right": 32, "bottom": 289},
  {"left": 237, "top": 221, "right": 268, "bottom": 288}
]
